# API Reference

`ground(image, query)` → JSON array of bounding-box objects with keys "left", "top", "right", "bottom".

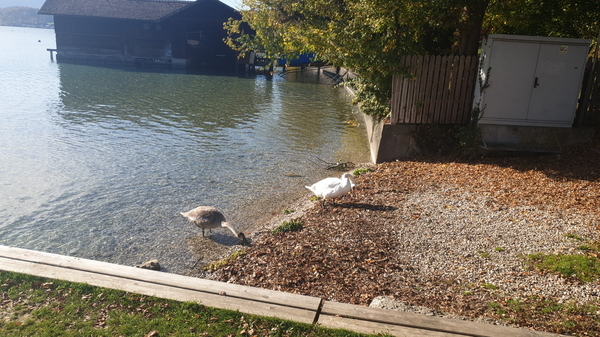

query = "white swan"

[
  {"left": 180, "top": 206, "right": 247, "bottom": 245},
  {"left": 305, "top": 172, "right": 356, "bottom": 206}
]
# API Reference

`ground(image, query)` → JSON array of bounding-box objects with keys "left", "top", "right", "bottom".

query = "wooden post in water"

[{"left": 47, "top": 48, "right": 57, "bottom": 61}]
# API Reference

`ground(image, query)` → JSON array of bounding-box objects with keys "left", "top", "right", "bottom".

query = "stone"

[
  {"left": 369, "top": 296, "right": 440, "bottom": 316},
  {"left": 136, "top": 259, "right": 161, "bottom": 271}
]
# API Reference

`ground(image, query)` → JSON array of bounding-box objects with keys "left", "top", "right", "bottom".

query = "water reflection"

[
  {"left": 56, "top": 64, "right": 261, "bottom": 132},
  {"left": 1, "top": 42, "right": 370, "bottom": 275}
]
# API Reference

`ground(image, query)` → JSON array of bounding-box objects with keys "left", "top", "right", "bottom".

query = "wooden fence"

[
  {"left": 576, "top": 54, "right": 600, "bottom": 126},
  {"left": 390, "top": 55, "right": 478, "bottom": 125}
]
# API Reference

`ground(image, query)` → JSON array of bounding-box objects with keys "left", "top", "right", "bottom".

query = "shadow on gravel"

[{"left": 331, "top": 203, "right": 397, "bottom": 211}]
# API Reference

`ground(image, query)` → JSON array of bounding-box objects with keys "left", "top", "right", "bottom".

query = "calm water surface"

[{"left": 0, "top": 27, "right": 370, "bottom": 274}]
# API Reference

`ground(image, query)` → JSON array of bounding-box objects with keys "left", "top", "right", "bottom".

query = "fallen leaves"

[{"left": 211, "top": 129, "right": 600, "bottom": 336}]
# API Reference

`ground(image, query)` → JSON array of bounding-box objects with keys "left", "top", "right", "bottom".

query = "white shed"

[{"left": 474, "top": 34, "right": 590, "bottom": 128}]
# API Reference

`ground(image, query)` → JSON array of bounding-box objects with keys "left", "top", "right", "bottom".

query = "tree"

[
  {"left": 485, "top": 0, "right": 600, "bottom": 40},
  {"left": 225, "top": 0, "right": 598, "bottom": 118},
  {"left": 0, "top": 6, "right": 53, "bottom": 27},
  {"left": 226, "top": 0, "right": 442, "bottom": 117}
]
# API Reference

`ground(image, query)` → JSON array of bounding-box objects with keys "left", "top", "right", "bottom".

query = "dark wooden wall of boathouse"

[
  {"left": 168, "top": 0, "right": 240, "bottom": 70},
  {"left": 42, "top": 0, "right": 240, "bottom": 71}
]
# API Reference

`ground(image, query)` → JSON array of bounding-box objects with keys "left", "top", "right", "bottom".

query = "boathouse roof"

[{"left": 38, "top": 0, "right": 200, "bottom": 21}]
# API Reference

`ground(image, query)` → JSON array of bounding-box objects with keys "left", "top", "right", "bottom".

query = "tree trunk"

[{"left": 458, "top": 0, "right": 490, "bottom": 56}]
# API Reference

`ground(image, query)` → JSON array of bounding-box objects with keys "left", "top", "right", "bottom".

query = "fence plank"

[
  {"left": 457, "top": 55, "right": 472, "bottom": 124},
  {"left": 437, "top": 56, "right": 448, "bottom": 123},
  {"left": 432, "top": 55, "right": 446, "bottom": 123},
  {"left": 450, "top": 56, "right": 464, "bottom": 124},
  {"left": 391, "top": 69, "right": 401, "bottom": 124},
  {"left": 419, "top": 55, "right": 431, "bottom": 123},
  {"left": 450, "top": 56, "right": 466, "bottom": 124},
  {"left": 423, "top": 56, "right": 437, "bottom": 123},
  {"left": 408, "top": 55, "right": 419, "bottom": 123},
  {"left": 441, "top": 57, "right": 452, "bottom": 124},
  {"left": 406, "top": 55, "right": 420, "bottom": 123},
  {"left": 414, "top": 55, "right": 427, "bottom": 123},
  {"left": 456, "top": 56, "right": 470, "bottom": 123},
  {"left": 463, "top": 55, "right": 478, "bottom": 123},
  {"left": 443, "top": 56, "right": 456, "bottom": 123},
  {"left": 578, "top": 55, "right": 600, "bottom": 125},
  {"left": 438, "top": 56, "right": 451, "bottom": 123},
  {"left": 430, "top": 55, "right": 442, "bottom": 123},
  {"left": 397, "top": 55, "right": 410, "bottom": 123},
  {"left": 390, "top": 55, "right": 478, "bottom": 125},
  {"left": 391, "top": 56, "right": 409, "bottom": 124},
  {"left": 400, "top": 55, "right": 412, "bottom": 123}
]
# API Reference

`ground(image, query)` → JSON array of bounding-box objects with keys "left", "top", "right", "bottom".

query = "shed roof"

[{"left": 38, "top": 0, "right": 197, "bottom": 21}]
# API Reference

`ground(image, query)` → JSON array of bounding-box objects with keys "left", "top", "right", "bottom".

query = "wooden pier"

[
  {"left": 47, "top": 48, "right": 57, "bottom": 61},
  {"left": 0, "top": 246, "right": 562, "bottom": 337}
]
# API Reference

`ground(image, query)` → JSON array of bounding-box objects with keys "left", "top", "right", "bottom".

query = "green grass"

[
  {"left": 505, "top": 299, "right": 526, "bottom": 311},
  {"left": 542, "top": 303, "right": 565, "bottom": 313},
  {"left": 564, "top": 233, "right": 584, "bottom": 241},
  {"left": 528, "top": 253, "right": 600, "bottom": 283},
  {"left": 577, "top": 241, "right": 600, "bottom": 252},
  {"left": 0, "top": 271, "right": 376, "bottom": 337},
  {"left": 204, "top": 249, "right": 246, "bottom": 271},
  {"left": 477, "top": 250, "right": 490, "bottom": 259},
  {"left": 481, "top": 282, "right": 497, "bottom": 290},
  {"left": 484, "top": 296, "right": 600, "bottom": 334},
  {"left": 352, "top": 167, "right": 371, "bottom": 175},
  {"left": 271, "top": 219, "right": 304, "bottom": 235},
  {"left": 525, "top": 234, "right": 600, "bottom": 283}
]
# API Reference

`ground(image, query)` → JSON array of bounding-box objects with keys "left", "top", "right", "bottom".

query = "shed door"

[
  {"left": 483, "top": 41, "right": 540, "bottom": 120},
  {"left": 527, "top": 43, "right": 589, "bottom": 122}
]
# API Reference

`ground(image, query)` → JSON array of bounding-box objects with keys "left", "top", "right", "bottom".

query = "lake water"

[{"left": 0, "top": 26, "right": 370, "bottom": 274}]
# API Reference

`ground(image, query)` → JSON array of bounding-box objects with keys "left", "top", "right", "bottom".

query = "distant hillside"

[
  {"left": 0, "top": 6, "right": 53, "bottom": 27},
  {"left": 0, "top": 1, "right": 46, "bottom": 9}
]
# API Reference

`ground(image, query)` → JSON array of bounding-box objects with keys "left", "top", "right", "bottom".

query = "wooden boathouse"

[{"left": 38, "top": 0, "right": 241, "bottom": 71}]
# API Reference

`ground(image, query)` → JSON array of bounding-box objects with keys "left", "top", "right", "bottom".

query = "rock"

[
  {"left": 136, "top": 259, "right": 161, "bottom": 271},
  {"left": 369, "top": 296, "right": 441, "bottom": 316}
]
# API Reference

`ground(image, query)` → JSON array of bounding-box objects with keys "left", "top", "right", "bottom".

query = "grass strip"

[
  {"left": 0, "top": 271, "right": 380, "bottom": 337},
  {"left": 526, "top": 236, "right": 600, "bottom": 283},
  {"left": 484, "top": 295, "right": 599, "bottom": 335},
  {"left": 528, "top": 253, "right": 600, "bottom": 283}
]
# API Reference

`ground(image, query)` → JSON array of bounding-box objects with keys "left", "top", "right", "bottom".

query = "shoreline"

[
  {"left": 189, "top": 167, "right": 364, "bottom": 277},
  {"left": 204, "top": 137, "right": 600, "bottom": 336},
  {"left": 185, "top": 162, "right": 375, "bottom": 279}
]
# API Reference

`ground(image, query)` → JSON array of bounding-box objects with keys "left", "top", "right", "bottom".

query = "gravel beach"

[{"left": 206, "top": 129, "right": 600, "bottom": 336}]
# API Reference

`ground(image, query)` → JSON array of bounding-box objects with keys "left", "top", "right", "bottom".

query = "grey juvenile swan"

[{"left": 180, "top": 206, "right": 247, "bottom": 245}]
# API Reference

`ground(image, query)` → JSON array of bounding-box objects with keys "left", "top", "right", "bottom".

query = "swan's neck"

[
  {"left": 222, "top": 222, "right": 240, "bottom": 236},
  {"left": 223, "top": 222, "right": 247, "bottom": 245}
]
